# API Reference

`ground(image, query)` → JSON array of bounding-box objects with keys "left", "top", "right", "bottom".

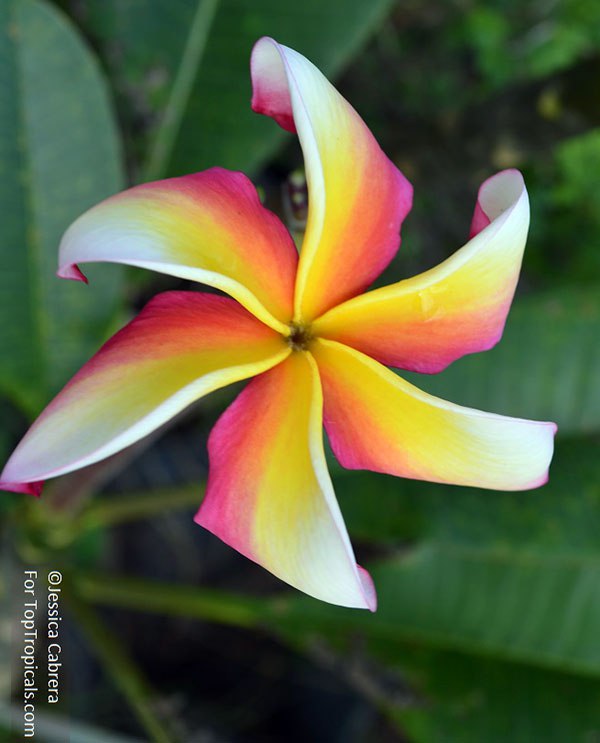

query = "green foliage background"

[{"left": 1, "top": 0, "right": 599, "bottom": 741}]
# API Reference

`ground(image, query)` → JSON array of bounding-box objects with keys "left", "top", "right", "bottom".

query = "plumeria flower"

[{"left": 1, "top": 38, "right": 555, "bottom": 611}]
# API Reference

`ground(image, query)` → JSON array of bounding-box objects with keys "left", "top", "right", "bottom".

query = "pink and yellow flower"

[{"left": 0, "top": 38, "right": 556, "bottom": 610}]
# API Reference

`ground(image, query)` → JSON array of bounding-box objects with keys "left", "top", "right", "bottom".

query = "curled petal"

[
  {"left": 58, "top": 168, "right": 298, "bottom": 331},
  {"left": 313, "top": 170, "right": 529, "bottom": 372},
  {"left": 313, "top": 339, "right": 556, "bottom": 491},
  {"left": 196, "top": 352, "right": 376, "bottom": 610},
  {"left": 251, "top": 37, "right": 413, "bottom": 322},
  {"left": 0, "top": 293, "right": 289, "bottom": 493}
]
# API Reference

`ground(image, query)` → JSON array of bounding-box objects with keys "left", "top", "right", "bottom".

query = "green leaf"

[
  {"left": 76, "top": 437, "right": 600, "bottom": 678},
  {"left": 0, "top": 0, "right": 124, "bottom": 416},
  {"left": 461, "top": 1, "right": 600, "bottom": 89},
  {"left": 84, "top": 0, "right": 396, "bottom": 177},
  {"left": 74, "top": 437, "right": 600, "bottom": 681},
  {"left": 402, "top": 286, "right": 600, "bottom": 435},
  {"left": 268, "top": 538, "right": 600, "bottom": 677},
  {"left": 144, "top": 0, "right": 220, "bottom": 181},
  {"left": 76, "top": 560, "right": 600, "bottom": 742},
  {"left": 257, "top": 438, "right": 600, "bottom": 700},
  {"left": 171, "top": 0, "right": 396, "bottom": 175},
  {"left": 338, "top": 436, "right": 600, "bottom": 552},
  {"left": 77, "top": 564, "right": 600, "bottom": 739},
  {"left": 388, "top": 649, "right": 600, "bottom": 743},
  {"left": 270, "top": 436, "right": 600, "bottom": 680},
  {"left": 527, "top": 130, "right": 600, "bottom": 284}
]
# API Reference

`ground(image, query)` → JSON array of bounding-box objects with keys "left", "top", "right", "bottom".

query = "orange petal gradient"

[
  {"left": 313, "top": 339, "right": 556, "bottom": 491},
  {"left": 0, "top": 293, "right": 289, "bottom": 493},
  {"left": 58, "top": 168, "right": 298, "bottom": 332},
  {"left": 313, "top": 170, "right": 529, "bottom": 372},
  {"left": 196, "top": 352, "right": 376, "bottom": 610},
  {"left": 251, "top": 37, "right": 413, "bottom": 323}
]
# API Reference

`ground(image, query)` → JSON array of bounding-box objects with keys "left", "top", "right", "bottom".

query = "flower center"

[{"left": 286, "top": 322, "right": 313, "bottom": 351}]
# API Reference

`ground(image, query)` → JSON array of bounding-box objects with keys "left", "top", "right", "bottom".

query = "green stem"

[
  {"left": 65, "top": 591, "right": 177, "bottom": 743},
  {"left": 74, "top": 571, "right": 268, "bottom": 630},
  {"left": 79, "top": 484, "right": 204, "bottom": 531},
  {"left": 144, "top": 0, "right": 220, "bottom": 181}
]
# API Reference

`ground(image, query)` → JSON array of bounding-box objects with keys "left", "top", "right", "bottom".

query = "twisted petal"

[
  {"left": 196, "top": 352, "right": 376, "bottom": 610},
  {"left": 0, "top": 293, "right": 289, "bottom": 493},
  {"left": 251, "top": 37, "right": 413, "bottom": 322},
  {"left": 313, "top": 170, "right": 529, "bottom": 372},
  {"left": 58, "top": 168, "right": 298, "bottom": 332},
  {"left": 313, "top": 339, "right": 556, "bottom": 491}
]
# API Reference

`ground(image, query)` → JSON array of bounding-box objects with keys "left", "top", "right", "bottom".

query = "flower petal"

[
  {"left": 251, "top": 37, "right": 413, "bottom": 322},
  {"left": 313, "top": 170, "right": 529, "bottom": 372},
  {"left": 0, "top": 293, "right": 289, "bottom": 493},
  {"left": 313, "top": 339, "right": 556, "bottom": 491},
  {"left": 58, "top": 167, "right": 298, "bottom": 332},
  {"left": 195, "top": 351, "right": 376, "bottom": 610}
]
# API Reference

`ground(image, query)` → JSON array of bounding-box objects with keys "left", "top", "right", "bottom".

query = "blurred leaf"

[
  {"left": 78, "top": 551, "right": 600, "bottom": 740},
  {"left": 554, "top": 129, "right": 600, "bottom": 208},
  {"left": 390, "top": 649, "right": 600, "bottom": 743},
  {"left": 144, "top": 0, "right": 219, "bottom": 180},
  {"left": 75, "top": 538, "right": 600, "bottom": 742},
  {"left": 402, "top": 286, "right": 600, "bottom": 434},
  {"left": 287, "top": 434, "right": 600, "bottom": 688},
  {"left": 75, "top": 435, "right": 600, "bottom": 683},
  {"left": 0, "top": 0, "right": 124, "bottom": 417},
  {"left": 78, "top": 433, "right": 600, "bottom": 678},
  {"left": 339, "top": 436, "right": 600, "bottom": 551},
  {"left": 528, "top": 130, "right": 600, "bottom": 284},
  {"left": 170, "top": 0, "right": 396, "bottom": 174},
  {"left": 272, "top": 539, "right": 600, "bottom": 677},
  {"left": 461, "top": 1, "right": 600, "bottom": 89},
  {"left": 84, "top": 0, "right": 396, "bottom": 177},
  {"left": 76, "top": 570, "right": 600, "bottom": 741}
]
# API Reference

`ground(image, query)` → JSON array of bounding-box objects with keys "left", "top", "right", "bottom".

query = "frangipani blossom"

[{"left": 0, "top": 38, "right": 556, "bottom": 611}]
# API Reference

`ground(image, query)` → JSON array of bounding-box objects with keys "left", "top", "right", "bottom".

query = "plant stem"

[
  {"left": 79, "top": 484, "right": 203, "bottom": 531},
  {"left": 74, "top": 571, "right": 268, "bottom": 630},
  {"left": 65, "top": 591, "right": 177, "bottom": 743},
  {"left": 144, "top": 0, "right": 220, "bottom": 181}
]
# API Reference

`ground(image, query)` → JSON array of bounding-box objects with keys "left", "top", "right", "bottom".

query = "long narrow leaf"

[{"left": 0, "top": 0, "right": 125, "bottom": 416}]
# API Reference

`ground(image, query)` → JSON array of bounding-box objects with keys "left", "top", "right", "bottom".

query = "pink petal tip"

[
  {"left": 57, "top": 263, "right": 88, "bottom": 283},
  {"left": 357, "top": 565, "right": 377, "bottom": 612},
  {"left": 250, "top": 37, "right": 297, "bottom": 134},
  {"left": 0, "top": 480, "right": 44, "bottom": 497}
]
